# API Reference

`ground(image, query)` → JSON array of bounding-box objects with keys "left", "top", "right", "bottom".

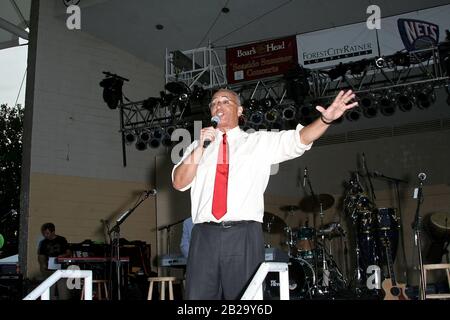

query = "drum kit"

[
  {"left": 263, "top": 195, "right": 348, "bottom": 299},
  {"left": 263, "top": 168, "right": 405, "bottom": 299}
]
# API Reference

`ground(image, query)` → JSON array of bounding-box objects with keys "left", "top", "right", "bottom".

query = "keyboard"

[{"left": 159, "top": 254, "right": 187, "bottom": 267}]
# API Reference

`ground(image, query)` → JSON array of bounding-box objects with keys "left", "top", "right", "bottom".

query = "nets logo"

[{"left": 397, "top": 18, "right": 439, "bottom": 52}]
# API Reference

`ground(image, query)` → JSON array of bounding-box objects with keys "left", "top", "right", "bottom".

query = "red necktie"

[{"left": 212, "top": 133, "right": 229, "bottom": 220}]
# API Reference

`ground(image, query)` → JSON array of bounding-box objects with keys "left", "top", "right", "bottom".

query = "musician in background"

[
  {"left": 180, "top": 217, "right": 193, "bottom": 259},
  {"left": 172, "top": 88, "right": 357, "bottom": 299},
  {"left": 37, "top": 222, "right": 72, "bottom": 299}
]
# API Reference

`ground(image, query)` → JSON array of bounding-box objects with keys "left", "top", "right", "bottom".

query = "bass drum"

[{"left": 264, "top": 258, "right": 315, "bottom": 300}]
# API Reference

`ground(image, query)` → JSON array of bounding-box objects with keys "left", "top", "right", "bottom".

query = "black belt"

[{"left": 203, "top": 220, "right": 253, "bottom": 228}]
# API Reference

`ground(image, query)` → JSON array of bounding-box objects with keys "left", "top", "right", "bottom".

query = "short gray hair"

[{"left": 212, "top": 88, "right": 242, "bottom": 106}]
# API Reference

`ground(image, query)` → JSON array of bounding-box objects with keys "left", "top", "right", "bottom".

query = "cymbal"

[
  {"left": 279, "top": 205, "right": 300, "bottom": 212},
  {"left": 263, "top": 212, "right": 286, "bottom": 233},
  {"left": 299, "top": 194, "right": 335, "bottom": 212}
]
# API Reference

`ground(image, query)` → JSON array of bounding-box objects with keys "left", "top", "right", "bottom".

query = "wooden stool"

[
  {"left": 81, "top": 280, "right": 109, "bottom": 300},
  {"left": 147, "top": 277, "right": 177, "bottom": 300},
  {"left": 423, "top": 263, "right": 450, "bottom": 299}
]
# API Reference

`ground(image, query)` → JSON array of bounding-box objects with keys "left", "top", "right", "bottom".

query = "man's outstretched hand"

[{"left": 316, "top": 90, "right": 358, "bottom": 123}]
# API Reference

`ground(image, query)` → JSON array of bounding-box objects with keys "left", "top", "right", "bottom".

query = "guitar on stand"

[{"left": 381, "top": 237, "right": 409, "bottom": 300}]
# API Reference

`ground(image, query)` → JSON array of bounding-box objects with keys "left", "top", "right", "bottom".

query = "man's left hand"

[{"left": 316, "top": 90, "right": 358, "bottom": 122}]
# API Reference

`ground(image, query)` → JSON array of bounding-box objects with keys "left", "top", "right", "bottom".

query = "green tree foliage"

[{"left": 0, "top": 104, "right": 23, "bottom": 256}]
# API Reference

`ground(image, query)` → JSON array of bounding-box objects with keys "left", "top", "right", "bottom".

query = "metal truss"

[
  {"left": 117, "top": 44, "right": 449, "bottom": 166},
  {"left": 309, "top": 46, "right": 449, "bottom": 103},
  {"left": 165, "top": 45, "right": 227, "bottom": 90}
]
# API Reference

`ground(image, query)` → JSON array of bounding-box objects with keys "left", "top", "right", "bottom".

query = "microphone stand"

[
  {"left": 412, "top": 178, "right": 426, "bottom": 300},
  {"left": 362, "top": 153, "right": 376, "bottom": 202},
  {"left": 157, "top": 219, "right": 185, "bottom": 254},
  {"left": 157, "top": 219, "right": 185, "bottom": 276},
  {"left": 108, "top": 190, "right": 156, "bottom": 300},
  {"left": 371, "top": 171, "right": 409, "bottom": 284}
]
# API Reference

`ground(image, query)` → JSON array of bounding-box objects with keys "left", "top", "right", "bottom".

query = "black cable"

[
  {"left": 212, "top": 0, "right": 294, "bottom": 45},
  {"left": 197, "top": 0, "right": 230, "bottom": 48}
]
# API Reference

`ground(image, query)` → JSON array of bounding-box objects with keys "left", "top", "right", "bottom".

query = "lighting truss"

[{"left": 309, "top": 46, "right": 449, "bottom": 102}]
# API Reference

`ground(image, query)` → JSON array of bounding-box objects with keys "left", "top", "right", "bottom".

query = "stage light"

[
  {"left": 99, "top": 76, "right": 124, "bottom": 109},
  {"left": 249, "top": 111, "right": 264, "bottom": 125},
  {"left": 416, "top": 86, "right": 435, "bottom": 109},
  {"left": 161, "top": 134, "right": 172, "bottom": 147},
  {"left": 375, "top": 57, "right": 386, "bottom": 68},
  {"left": 281, "top": 104, "right": 296, "bottom": 121},
  {"left": 142, "top": 97, "right": 160, "bottom": 113},
  {"left": 284, "top": 64, "right": 310, "bottom": 104},
  {"left": 153, "top": 127, "right": 164, "bottom": 140},
  {"left": 124, "top": 132, "right": 136, "bottom": 145},
  {"left": 135, "top": 139, "right": 147, "bottom": 151},
  {"left": 140, "top": 130, "right": 150, "bottom": 142},
  {"left": 327, "top": 62, "right": 348, "bottom": 80},
  {"left": 360, "top": 94, "right": 377, "bottom": 118},
  {"left": 261, "top": 97, "right": 276, "bottom": 110},
  {"left": 397, "top": 90, "right": 414, "bottom": 112},
  {"left": 392, "top": 51, "right": 411, "bottom": 67},
  {"left": 265, "top": 108, "right": 279, "bottom": 123},
  {"left": 379, "top": 94, "right": 396, "bottom": 116},
  {"left": 345, "top": 108, "right": 361, "bottom": 121}
]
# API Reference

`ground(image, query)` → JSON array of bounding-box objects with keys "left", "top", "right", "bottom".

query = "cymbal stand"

[
  {"left": 264, "top": 222, "right": 271, "bottom": 248},
  {"left": 304, "top": 170, "right": 320, "bottom": 292},
  {"left": 412, "top": 175, "right": 426, "bottom": 300},
  {"left": 319, "top": 204, "right": 330, "bottom": 291}
]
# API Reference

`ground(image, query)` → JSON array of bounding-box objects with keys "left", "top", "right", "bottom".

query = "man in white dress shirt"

[{"left": 172, "top": 88, "right": 357, "bottom": 299}]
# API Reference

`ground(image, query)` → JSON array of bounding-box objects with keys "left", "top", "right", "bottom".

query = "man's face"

[
  {"left": 42, "top": 229, "right": 55, "bottom": 240},
  {"left": 209, "top": 90, "right": 243, "bottom": 130}
]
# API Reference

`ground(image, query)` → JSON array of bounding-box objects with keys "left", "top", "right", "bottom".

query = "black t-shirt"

[{"left": 38, "top": 235, "right": 69, "bottom": 258}]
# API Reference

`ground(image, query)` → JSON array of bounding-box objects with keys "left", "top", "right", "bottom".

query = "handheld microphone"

[
  {"left": 418, "top": 172, "right": 427, "bottom": 181},
  {"left": 303, "top": 167, "right": 307, "bottom": 187},
  {"left": 146, "top": 189, "right": 157, "bottom": 196},
  {"left": 203, "top": 115, "right": 221, "bottom": 148}
]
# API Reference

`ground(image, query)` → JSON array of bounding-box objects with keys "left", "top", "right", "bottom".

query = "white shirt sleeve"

[
  {"left": 171, "top": 140, "right": 199, "bottom": 192},
  {"left": 262, "top": 123, "right": 313, "bottom": 164}
]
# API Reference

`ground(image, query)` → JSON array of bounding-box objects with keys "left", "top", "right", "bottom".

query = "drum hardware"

[
  {"left": 262, "top": 212, "right": 286, "bottom": 234},
  {"left": 262, "top": 212, "right": 286, "bottom": 249}
]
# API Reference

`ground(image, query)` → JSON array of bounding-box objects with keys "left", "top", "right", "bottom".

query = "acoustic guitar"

[{"left": 381, "top": 237, "right": 409, "bottom": 300}]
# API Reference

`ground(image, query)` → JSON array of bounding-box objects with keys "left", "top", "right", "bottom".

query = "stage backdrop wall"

[{"left": 21, "top": 0, "right": 166, "bottom": 279}]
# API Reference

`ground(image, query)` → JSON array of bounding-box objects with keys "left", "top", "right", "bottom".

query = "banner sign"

[
  {"left": 296, "top": 22, "right": 378, "bottom": 69},
  {"left": 226, "top": 36, "right": 297, "bottom": 84},
  {"left": 378, "top": 5, "right": 450, "bottom": 55}
]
